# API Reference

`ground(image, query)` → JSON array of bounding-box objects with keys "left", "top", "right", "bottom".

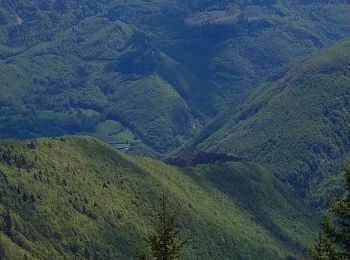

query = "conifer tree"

[
  {"left": 311, "top": 232, "right": 338, "bottom": 260},
  {"left": 311, "top": 169, "right": 350, "bottom": 259},
  {"left": 144, "top": 192, "right": 189, "bottom": 260}
]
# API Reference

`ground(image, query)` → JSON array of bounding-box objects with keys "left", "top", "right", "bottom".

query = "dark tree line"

[{"left": 164, "top": 152, "right": 244, "bottom": 168}]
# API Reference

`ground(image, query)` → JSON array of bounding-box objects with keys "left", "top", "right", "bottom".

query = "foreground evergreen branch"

[{"left": 311, "top": 169, "right": 350, "bottom": 259}]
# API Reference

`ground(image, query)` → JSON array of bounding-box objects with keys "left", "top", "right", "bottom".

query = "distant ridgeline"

[{"left": 164, "top": 152, "right": 244, "bottom": 168}]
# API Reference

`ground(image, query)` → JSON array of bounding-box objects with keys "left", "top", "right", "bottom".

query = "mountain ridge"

[
  {"left": 186, "top": 38, "right": 350, "bottom": 204},
  {"left": 0, "top": 0, "right": 349, "bottom": 153},
  {"left": 0, "top": 135, "right": 317, "bottom": 259}
]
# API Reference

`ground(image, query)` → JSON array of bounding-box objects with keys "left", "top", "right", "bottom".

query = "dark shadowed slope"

[{"left": 189, "top": 38, "right": 350, "bottom": 204}]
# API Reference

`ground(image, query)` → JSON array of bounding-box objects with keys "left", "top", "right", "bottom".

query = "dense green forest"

[
  {"left": 185, "top": 38, "right": 350, "bottom": 206},
  {"left": 0, "top": 136, "right": 317, "bottom": 259},
  {"left": 0, "top": 0, "right": 349, "bottom": 153},
  {"left": 1, "top": 1, "right": 350, "bottom": 259}
]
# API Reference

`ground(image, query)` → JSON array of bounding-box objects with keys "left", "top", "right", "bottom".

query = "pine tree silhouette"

[{"left": 142, "top": 192, "right": 189, "bottom": 260}]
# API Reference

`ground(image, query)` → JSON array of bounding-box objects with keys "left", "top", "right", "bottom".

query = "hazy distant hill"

[
  {"left": 0, "top": 0, "right": 349, "bottom": 153},
  {"left": 187, "top": 38, "right": 350, "bottom": 204}
]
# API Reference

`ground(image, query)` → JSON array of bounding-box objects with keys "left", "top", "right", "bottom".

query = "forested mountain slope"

[
  {"left": 189, "top": 38, "right": 350, "bottom": 204},
  {"left": 0, "top": 0, "right": 349, "bottom": 153},
  {"left": 0, "top": 136, "right": 317, "bottom": 259}
]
